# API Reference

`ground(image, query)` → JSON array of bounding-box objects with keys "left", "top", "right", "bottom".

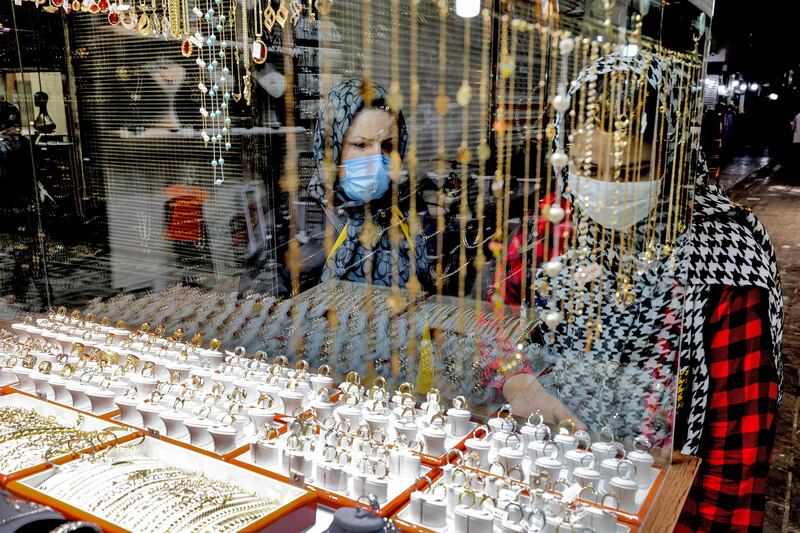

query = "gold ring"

[
  {"left": 38, "top": 361, "right": 53, "bottom": 374},
  {"left": 317, "top": 364, "right": 331, "bottom": 377},
  {"left": 507, "top": 465, "right": 525, "bottom": 481},
  {"left": 430, "top": 413, "right": 446, "bottom": 427},
  {"left": 458, "top": 487, "right": 478, "bottom": 508},
  {"left": 141, "top": 361, "right": 156, "bottom": 378},
  {"left": 453, "top": 395, "right": 468, "bottom": 410},
  {"left": 497, "top": 403, "right": 513, "bottom": 419},
  {"left": 260, "top": 426, "right": 280, "bottom": 441},
  {"left": 427, "top": 388, "right": 441, "bottom": 405}
]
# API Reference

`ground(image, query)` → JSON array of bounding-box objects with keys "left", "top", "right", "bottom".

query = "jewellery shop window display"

[{"left": 0, "top": 0, "right": 715, "bottom": 532}]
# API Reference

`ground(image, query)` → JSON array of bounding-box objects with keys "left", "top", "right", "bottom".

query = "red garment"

[
  {"left": 493, "top": 192, "right": 573, "bottom": 306},
  {"left": 676, "top": 286, "right": 778, "bottom": 533},
  {"left": 164, "top": 184, "right": 208, "bottom": 243}
]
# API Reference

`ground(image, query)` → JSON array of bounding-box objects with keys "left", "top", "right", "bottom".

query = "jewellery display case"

[{"left": 0, "top": 0, "right": 714, "bottom": 530}]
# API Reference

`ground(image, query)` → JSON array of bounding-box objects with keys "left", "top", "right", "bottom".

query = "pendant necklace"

[{"left": 252, "top": 0, "right": 267, "bottom": 64}]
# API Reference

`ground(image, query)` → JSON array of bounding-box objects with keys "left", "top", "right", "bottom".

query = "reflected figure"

[
  {"left": 308, "top": 79, "right": 431, "bottom": 292},
  {"left": 33, "top": 92, "right": 57, "bottom": 135},
  {"left": 0, "top": 101, "right": 52, "bottom": 309}
]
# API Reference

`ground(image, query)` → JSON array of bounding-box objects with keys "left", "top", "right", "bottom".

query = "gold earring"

[
  {"left": 275, "top": 0, "right": 289, "bottom": 27},
  {"left": 264, "top": 1, "right": 277, "bottom": 32}
]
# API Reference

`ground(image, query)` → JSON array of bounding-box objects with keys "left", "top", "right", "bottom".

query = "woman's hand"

[{"left": 502, "top": 374, "right": 587, "bottom": 430}]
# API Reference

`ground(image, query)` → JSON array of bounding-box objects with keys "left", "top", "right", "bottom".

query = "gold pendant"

[
  {"left": 252, "top": 38, "right": 267, "bottom": 64},
  {"left": 290, "top": 0, "right": 302, "bottom": 25},
  {"left": 137, "top": 12, "right": 150, "bottom": 35},
  {"left": 264, "top": 2, "right": 276, "bottom": 32},
  {"left": 314, "top": 0, "right": 331, "bottom": 16},
  {"left": 275, "top": 0, "right": 289, "bottom": 28},
  {"left": 121, "top": 10, "right": 138, "bottom": 29},
  {"left": 181, "top": 37, "right": 193, "bottom": 57}
]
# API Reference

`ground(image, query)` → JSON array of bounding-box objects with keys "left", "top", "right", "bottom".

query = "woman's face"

[
  {"left": 339, "top": 108, "right": 394, "bottom": 177},
  {"left": 569, "top": 129, "right": 654, "bottom": 182}
]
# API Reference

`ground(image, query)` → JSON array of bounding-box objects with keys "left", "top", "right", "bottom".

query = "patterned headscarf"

[{"left": 307, "top": 79, "right": 408, "bottom": 205}]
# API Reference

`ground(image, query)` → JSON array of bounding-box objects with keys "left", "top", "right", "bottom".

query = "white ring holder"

[
  {"left": 600, "top": 442, "right": 626, "bottom": 484},
  {"left": 572, "top": 453, "right": 602, "bottom": 489},
  {"left": 609, "top": 459, "right": 639, "bottom": 513},
  {"left": 589, "top": 425, "right": 617, "bottom": 463},
  {"left": 498, "top": 433, "right": 524, "bottom": 472},
  {"left": 534, "top": 441, "right": 562, "bottom": 482},
  {"left": 526, "top": 424, "right": 552, "bottom": 461},
  {"left": 628, "top": 435, "right": 656, "bottom": 488}
]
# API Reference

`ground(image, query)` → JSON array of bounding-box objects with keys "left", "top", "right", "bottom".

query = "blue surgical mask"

[{"left": 339, "top": 154, "right": 391, "bottom": 202}]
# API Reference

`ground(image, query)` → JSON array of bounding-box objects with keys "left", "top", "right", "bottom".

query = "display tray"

[
  {"left": 6, "top": 435, "right": 317, "bottom": 533},
  {"left": 392, "top": 504, "right": 634, "bottom": 533},
  {"left": 390, "top": 473, "right": 634, "bottom": 533},
  {"left": 228, "top": 439, "right": 441, "bottom": 518},
  {"left": 439, "top": 440, "right": 665, "bottom": 527},
  {"left": 0, "top": 391, "right": 136, "bottom": 486}
]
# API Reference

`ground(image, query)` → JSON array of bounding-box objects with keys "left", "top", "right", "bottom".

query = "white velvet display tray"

[
  {"left": 13, "top": 436, "right": 314, "bottom": 532},
  {"left": 393, "top": 476, "right": 633, "bottom": 533},
  {"left": 394, "top": 503, "right": 632, "bottom": 533},
  {"left": 465, "top": 437, "right": 660, "bottom": 515}
]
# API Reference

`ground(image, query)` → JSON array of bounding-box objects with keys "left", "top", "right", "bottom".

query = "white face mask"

[{"left": 568, "top": 172, "right": 662, "bottom": 230}]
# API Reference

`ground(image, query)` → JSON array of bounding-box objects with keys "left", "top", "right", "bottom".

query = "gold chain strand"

[
  {"left": 668, "top": 62, "right": 694, "bottom": 253},
  {"left": 471, "top": 6, "right": 492, "bottom": 389},
  {"left": 529, "top": 21, "right": 549, "bottom": 310},
  {"left": 456, "top": 15, "right": 472, "bottom": 335},
  {"left": 281, "top": 24, "right": 301, "bottom": 300},
  {"left": 361, "top": 0, "right": 376, "bottom": 381},
  {"left": 318, "top": 0, "right": 336, "bottom": 363},
  {"left": 586, "top": 43, "right": 627, "bottom": 351},
  {"left": 518, "top": 18, "right": 535, "bottom": 315},
  {"left": 571, "top": 40, "right": 600, "bottom": 321},
  {"left": 388, "top": 0, "right": 402, "bottom": 381},
  {"left": 563, "top": 36, "right": 590, "bottom": 327},
  {"left": 241, "top": 0, "right": 251, "bottom": 104},
  {"left": 539, "top": 27, "right": 558, "bottom": 264},
  {"left": 662, "top": 69, "right": 688, "bottom": 253},
  {"left": 498, "top": 16, "right": 520, "bottom": 316},
  {"left": 168, "top": 0, "right": 180, "bottom": 37},
  {"left": 434, "top": 0, "right": 448, "bottom": 301},
  {"left": 610, "top": 52, "right": 633, "bottom": 297},
  {"left": 230, "top": 0, "right": 242, "bottom": 100},
  {"left": 490, "top": 13, "right": 509, "bottom": 310},
  {"left": 645, "top": 69, "right": 671, "bottom": 255},
  {"left": 403, "top": 0, "right": 421, "bottom": 375}
]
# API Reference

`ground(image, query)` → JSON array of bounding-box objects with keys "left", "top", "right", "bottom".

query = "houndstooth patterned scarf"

[{"left": 539, "top": 53, "right": 782, "bottom": 454}]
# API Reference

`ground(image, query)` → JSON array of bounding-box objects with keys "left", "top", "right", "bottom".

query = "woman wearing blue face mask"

[{"left": 308, "top": 79, "right": 432, "bottom": 292}]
